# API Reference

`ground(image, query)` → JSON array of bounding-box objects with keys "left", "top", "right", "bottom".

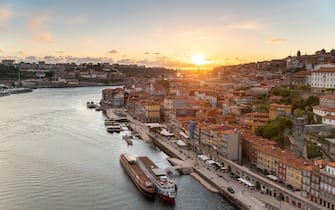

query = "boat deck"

[
  {"left": 137, "top": 156, "right": 158, "bottom": 170},
  {"left": 122, "top": 155, "right": 151, "bottom": 182}
]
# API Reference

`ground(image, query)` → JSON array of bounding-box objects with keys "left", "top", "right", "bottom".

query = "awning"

[
  {"left": 176, "top": 140, "right": 187, "bottom": 146},
  {"left": 266, "top": 175, "right": 278, "bottom": 181},
  {"left": 179, "top": 131, "right": 189, "bottom": 139},
  {"left": 197, "top": 154, "right": 210, "bottom": 161},
  {"left": 160, "top": 129, "right": 174, "bottom": 137}
]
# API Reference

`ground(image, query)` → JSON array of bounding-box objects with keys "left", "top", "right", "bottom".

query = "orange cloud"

[
  {"left": 28, "top": 12, "right": 52, "bottom": 30},
  {"left": 267, "top": 37, "right": 287, "bottom": 43},
  {"left": 225, "top": 21, "right": 260, "bottom": 31},
  {"left": 108, "top": 50, "right": 118, "bottom": 54},
  {"left": 36, "top": 32, "right": 53, "bottom": 43}
]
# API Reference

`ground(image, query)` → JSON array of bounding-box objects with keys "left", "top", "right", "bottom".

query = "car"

[{"left": 227, "top": 186, "right": 235, "bottom": 194}]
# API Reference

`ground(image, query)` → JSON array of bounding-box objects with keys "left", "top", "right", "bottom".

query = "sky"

[{"left": 1, "top": 0, "right": 335, "bottom": 69}]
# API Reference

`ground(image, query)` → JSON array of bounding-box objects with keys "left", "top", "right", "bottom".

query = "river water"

[{"left": 0, "top": 87, "right": 235, "bottom": 210}]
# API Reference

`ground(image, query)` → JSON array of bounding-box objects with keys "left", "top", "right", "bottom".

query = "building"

[
  {"left": 291, "top": 71, "right": 311, "bottom": 86},
  {"left": 197, "top": 123, "right": 240, "bottom": 162},
  {"left": 313, "top": 94, "right": 335, "bottom": 125},
  {"left": 311, "top": 67, "right": 335, "bottom": 89},
  {"left": 269, "top": 103, "right": 292, "bottom": 120},
  {"left": 301, "top": 160, "right": 335, "bottom": 209},
  {"left": 102, "top": 88, "right": 125, "bottom": 108},
  {"left": 1, "top": 59, "right": 15, "bottom": 66}
]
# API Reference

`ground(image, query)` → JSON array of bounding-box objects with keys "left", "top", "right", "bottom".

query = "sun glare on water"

[{"left": 191, "top": 54, "right": 207, "bottom": 65}]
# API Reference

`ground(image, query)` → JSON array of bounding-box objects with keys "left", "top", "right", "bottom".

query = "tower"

[{"left": 293, "top": 117, "right": 306, "bottom": 157}]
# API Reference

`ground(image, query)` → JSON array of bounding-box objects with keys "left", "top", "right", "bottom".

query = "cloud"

[
  {"left": 36, "top": 32, "right": 53, "bottom": 43},
  {"left": 117, "top": 58, "right": 136, "bottom": 64},
  {"left": 144, "top": 52, "right": 150, "bottom": 55},
  {"left": 28, "top": 12, "right": 51, "bottom": 30},
  {"left": 25, "top": 56, "right": 38, "bottom": 62},
  {"left": 0, "top": 5, "right": 12, "bottom": 19},
  {"left": 0, "top": 49, "right": 3, "bottom": 53},
  {"left": 225, "top": 21, "right": 260, "bottom": 31},
  {"left": 0, "top": 5, "right": 12, "bottom": 31},
  {"left": 108, "top": 50, "right": 118, "bottom": 54},
  {"left": 267, "top": 37, "right": 287, "bottom": 43},
  {"left": 154, "top": 52, "right": 160, "bottom": 55},
  {"left": 56, "top": 51, "right": 64, "bottom": 54}
]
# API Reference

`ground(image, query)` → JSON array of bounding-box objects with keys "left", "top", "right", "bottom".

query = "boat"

[
  {"left": 0, "top": 89, "right": 10, "bottom": 97},
  {"left": 106, "top": 123, "right": 123, "bottom": 133},
  {"left": 87, "top": 101, "right": 96, "bottom": 108},
  {"left": 95, "top": 105, "right": 102, "bottom": 111},
  {"left": 7, "top": 87, "right": 32, "bottom": 94},
  {"left": 119, "top": 153, "right": 155, "bottom": 198},
  {"left": 122, "top": 135, "right": 133, "bottom": 145},
  {"left": 136, "top": 156, "right": 176, "bottom": 204},
  {"left": 0, "top": 84, "right": 10, "bottom": 97}
]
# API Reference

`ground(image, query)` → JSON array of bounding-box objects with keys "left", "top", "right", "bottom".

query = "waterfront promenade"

[{"left": 106, "top": 108, "right": 311, "bottom": 210}]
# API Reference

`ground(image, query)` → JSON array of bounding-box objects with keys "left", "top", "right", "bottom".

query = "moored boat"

[
  {"left": 136, "top": 156, "right": 176, "bottom": 204},
  {"left": 106, "top": 123, "right": 123, "bottom": 133},
  {"left": 122, "top": 135, "right": 133, "bottom": 145},
  {"left": 87, "top": 101, "right": 96, "bottom": 108},
  {"left": 119, "top": 153, "right": 155, "bottom": 198}
]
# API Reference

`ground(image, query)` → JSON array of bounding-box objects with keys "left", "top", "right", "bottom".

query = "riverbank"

[{"left": 105, "top": 108, "right": 261, "bottom": 210}]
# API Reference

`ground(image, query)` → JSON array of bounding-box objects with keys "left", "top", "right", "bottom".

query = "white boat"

[{"left": 136, "top": 156, "right": 176, "bottom": 204}]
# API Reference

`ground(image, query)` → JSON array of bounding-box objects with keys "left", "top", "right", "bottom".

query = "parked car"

[{"left": 227, "top": 186, "right": 235, "bottom": 194}]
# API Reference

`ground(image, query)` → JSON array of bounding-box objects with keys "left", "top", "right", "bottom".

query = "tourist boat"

[
  {"left": 136, "top": 156, "right": 176, "bottom": 204},
  {"left": 86, "top": 101, "right": 96, "bottom": 108},
  {"left": 119, "top": 153, "right": 155, "bottom": 198},
  {"left": 122, "top": 135, "right": 133, "bottom": 145},
  {"left": 106, "top": 123, "right": 122, "bottom": 133}
]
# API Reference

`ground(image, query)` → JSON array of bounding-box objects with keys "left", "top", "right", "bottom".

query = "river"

[{"left": 0, "top": 87, "right": 235, "bottom": 210}]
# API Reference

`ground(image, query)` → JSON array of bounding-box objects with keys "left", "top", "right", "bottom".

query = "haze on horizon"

[{"left": 1, "top": 0, "right": 335, "bottom": 69}]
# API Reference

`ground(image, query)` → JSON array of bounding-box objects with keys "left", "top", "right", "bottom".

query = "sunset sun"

[{"left": 191, "top": 54, "right": 207, "bottom": 65}]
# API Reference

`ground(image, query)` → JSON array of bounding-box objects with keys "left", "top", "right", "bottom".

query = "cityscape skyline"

[{"left": 1, "top": 0, "right": 335, "bottom": 69}]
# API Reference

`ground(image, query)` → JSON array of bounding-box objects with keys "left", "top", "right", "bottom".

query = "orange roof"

[
  {"left": 315, "top": 67, "right": 335, "bottom": 73},
  {"left": 320, "top": 94, "right": 335, "bottom": 100},
  {"left": 324, "top": 115, "right": 335, "bottom": 120},
  {"left": 313, "top": 105, "right": 335, "bottom": 113},
  {"left": 326, "top": 162, "right": 335, "bottom": 168},
  {"left": 292, "top": 71, "right": 311, "bottom": 78}
]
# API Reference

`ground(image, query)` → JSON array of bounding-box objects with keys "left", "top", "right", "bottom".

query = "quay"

[{"left": 104, "top": 108, "right": 324, "bottom": 210}]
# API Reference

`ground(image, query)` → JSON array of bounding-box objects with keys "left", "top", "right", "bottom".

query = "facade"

[
  {"left": 102, "top": 88, "right": 125, "bottom": 108},
  {"left": 141, "top": 100, "right": 161, "bottom": 123},
  {"left": 313, "top": 94, "right": 335, "bottom": 125},
  {"left": 197, "top": 124, "right": 239, "bottom": 162},
  {"left": 311, "top": 67, "right": 335, "bottom": 89},
  {"left": 302, "top": 160, "right": 335, "bottom": 209},
  {"left": 269, "top": 103, "right": 292, "bottom": 120}
]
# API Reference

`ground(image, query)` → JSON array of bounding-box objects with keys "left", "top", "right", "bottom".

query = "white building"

[
  {"left": 311, "top": 67, "right": 335, "bottom": 89},
  {"left": 313, "top": 95, "right": 335, "bottom": 125}
]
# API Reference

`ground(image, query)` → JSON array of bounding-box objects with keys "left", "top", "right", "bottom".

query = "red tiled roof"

[
  {"left": 320, "top": 94, "right": 335, "bottom": 100},
  {"left": 324, "top": 115, "right": 335, "bottom": 120},
  {"left": 313, "top": 105, "right": 335, "bottom": 113},
  {"left": 315, "top": 67, "right": 335, "bottom": 73}
]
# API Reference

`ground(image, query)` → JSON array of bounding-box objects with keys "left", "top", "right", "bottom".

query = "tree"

[{"left": 297, "top": 50, "right": 301, "bottom": 57}]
